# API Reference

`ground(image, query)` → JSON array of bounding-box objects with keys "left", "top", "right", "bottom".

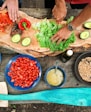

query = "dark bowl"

[
  {"left": 4, "top": 54, "right": 42, "bottom": 91},
  {"left": 74, "top": 51, "right": 91, "bottom": 85},
  {"left": 44, "top": 66, "right": 66, "bottom": 88}
]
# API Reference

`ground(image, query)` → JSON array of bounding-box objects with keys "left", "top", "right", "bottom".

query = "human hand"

[
  {"left": 52, "top": 2, "right": 67, "bottom": 22},
  {"left": 1, "top": 0, "right": 19, "bottom": 22},
  {"left": 51, "top": 26, "right": 72, "bottom": 44}
]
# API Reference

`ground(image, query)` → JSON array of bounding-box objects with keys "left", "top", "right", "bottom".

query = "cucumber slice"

[
  {"left": 84, "top": 21, "right": 91, "bottom": 29},
  {"left": 80, "top": 31, "right": 90, "bottom": 39},
  {"left": 11, "top": 34, "right": 21, "bottom": 43},
  {"left": 22, "top": 37, "right": 31, "bottom": 46}
]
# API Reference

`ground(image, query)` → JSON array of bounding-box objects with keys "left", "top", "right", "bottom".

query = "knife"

[{"left": 0, "top": 88, "right": 91, "bottom": 106}]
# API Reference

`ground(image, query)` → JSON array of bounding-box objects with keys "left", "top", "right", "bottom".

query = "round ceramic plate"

[{"left": 5, "top": 54, "right": 42, "bottom": 91}]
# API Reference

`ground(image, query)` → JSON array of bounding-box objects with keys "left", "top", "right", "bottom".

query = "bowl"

[
  {"left": 5, "top": 54, "right": 42, "bottom": 91},
  {"left": 74, "top": 51, "right": 91, "bottom": 85},
  {"left": 44, "top": 66, "right": 66, "bottom": 88}
]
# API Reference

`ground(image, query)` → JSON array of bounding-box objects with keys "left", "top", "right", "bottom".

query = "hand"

[
  {"left": 52, "top": 2, "right": 67, "bottom": 22},
  {"left": 1, "top": 0, "right": 19, "bottom": 22},
  {"left": 51, "top": 26, "right": 72, "bottom": 44}
]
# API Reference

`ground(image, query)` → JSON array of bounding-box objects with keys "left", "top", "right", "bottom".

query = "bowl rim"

[
  {"left": 4, "top": 54, "right": 42, "bottom": 91},
  {"left": 44, "top": 66, "right": 66, "bottom": 88},
  {"left": 74, "top": 51, "right": 91, "bottom": 85}
]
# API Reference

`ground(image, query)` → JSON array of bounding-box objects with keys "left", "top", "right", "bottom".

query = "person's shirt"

[{"left": 65, "top": 0, "right": 91, "bottom": 4}]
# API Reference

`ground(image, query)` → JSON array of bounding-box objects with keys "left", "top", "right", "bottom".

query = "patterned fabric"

[{"left": 65, "top": 0, "right": 91, "bottom": 4}]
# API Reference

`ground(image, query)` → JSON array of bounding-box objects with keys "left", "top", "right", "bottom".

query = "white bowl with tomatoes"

[{"left": 5, "top": 54, "right": 42, "bottom": 91}]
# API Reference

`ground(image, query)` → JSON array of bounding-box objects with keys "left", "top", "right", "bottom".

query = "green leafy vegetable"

[
  {"left": 67, "top": 16, "right": 74, "bottom": 24},
  {"left": 34, "top": 19, "right": 75, "bottom": 51}
]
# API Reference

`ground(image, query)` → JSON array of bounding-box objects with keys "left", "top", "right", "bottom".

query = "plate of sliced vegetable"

[{"left": 5, "top": 54, "right": 42, "bottom": 91}]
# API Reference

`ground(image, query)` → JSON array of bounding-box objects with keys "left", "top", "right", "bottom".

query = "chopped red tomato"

[
  {"left": 0, "top": 12, "right": 13, "bottom": 32},
  {"left": 8, "top": 57, "right": 40, "bottom": 88}
]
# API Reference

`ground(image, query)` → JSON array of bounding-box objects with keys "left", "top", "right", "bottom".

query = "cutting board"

[{"left": 0, "top": 10, "right": 91, "bottom": 57}]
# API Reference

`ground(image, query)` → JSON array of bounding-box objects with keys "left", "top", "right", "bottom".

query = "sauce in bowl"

[{"left": 46, "top": 68, "right": 64, "bottom": 86}]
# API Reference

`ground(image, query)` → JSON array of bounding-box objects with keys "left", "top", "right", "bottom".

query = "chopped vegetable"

[
  {"left": 21, "top": 37, "right": 31, "bottom": 46},
  {"left": 83, "top": 21, "right": 91, "bottom": 29},
  {"left": 0, "top": 12, "right": 13, "bottom": 32},
  {"left": 80, "top": 31, "right": 90, "bottom": 39},
  {"left": 18, "top": 18, "right": 31, "bottom": 30},
  {"left": 11, "top": 33, "right": 31, "bottom": 47},
  {"left": 8, "top": 57, "right": 40, "bottom": 88},
  {"left": 34, "top": 19, "right": 75, "bottom": 51},
  {"left": 11, "top": 34, "right": 21, "bottom": 43},
  {"left": 67, "top": 16, "right": 74, "bottom": 24},
  {"left": 10, "top": 23, "right": 22, "bottom": 36}
]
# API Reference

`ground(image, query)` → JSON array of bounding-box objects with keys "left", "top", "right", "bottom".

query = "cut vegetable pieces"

[
  {"left": 67, "top": 16, "right": 74, "bottom": 24},
  {"left": 84, "top": 21, "right": 91, "bottom": 29},
  {"left": 21, "top": 37, "right": 31, "bottom": 46},
  {"left": 11, "top": 34, "right": 31, "bottom": 47},
  {"left": 80, "top": 31, "right": 90, "bottom": 40},
  {"left": 35, "top": 19, "right": 75, "bottom": 51},
  {"left": 11, "top": 34, "right": 21, "bottom": 43}
]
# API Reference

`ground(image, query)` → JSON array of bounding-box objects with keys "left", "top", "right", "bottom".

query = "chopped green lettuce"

[{"left": 34, "top": 19, "right": 75, "bottom": 51}]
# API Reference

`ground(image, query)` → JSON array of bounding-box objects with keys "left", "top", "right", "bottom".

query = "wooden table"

[{"left": 0, "top": 8, "right": 91, "bottom": 104}]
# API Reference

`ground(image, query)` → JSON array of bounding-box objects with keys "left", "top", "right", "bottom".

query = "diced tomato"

[
  {"left": 8, "top": 57, "right": 40, "bottom": 88},
  {"left": 0, "top": 12, "right": 13, "bottom": 32}
]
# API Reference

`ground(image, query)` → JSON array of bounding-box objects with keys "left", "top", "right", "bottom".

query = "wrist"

[{"left": 67, "top": 23, "right": 75, "bottom": 31}]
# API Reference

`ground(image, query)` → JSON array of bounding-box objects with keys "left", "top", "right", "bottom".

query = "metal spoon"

[{"left": 55, "top": 60, "right": 59, "bottom": 73}]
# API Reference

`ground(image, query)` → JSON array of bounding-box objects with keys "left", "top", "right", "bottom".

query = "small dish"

[{"left": 44, "top": 66, "right": 66, "bottom": 88}]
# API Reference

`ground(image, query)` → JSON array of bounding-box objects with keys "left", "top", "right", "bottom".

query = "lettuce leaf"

[{"left": 34, "top": 19, "right": 75, "bottom": 51}]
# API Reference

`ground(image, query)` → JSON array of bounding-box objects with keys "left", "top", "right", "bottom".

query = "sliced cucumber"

[
  {"left": 84, "top": 21, "right": 91, "bottom": 29},
  {"left": 80, "top": 31, "right": 90, "bottom": 40},
  {"left": 22, "top": 37, "right": 31, "bottom": 46},
  {"left": 11, "top": 34, "right": 21, "bottom": 43}
]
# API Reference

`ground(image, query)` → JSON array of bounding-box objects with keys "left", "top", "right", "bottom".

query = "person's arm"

[
  {"left": 52, "top": 0, "right": 67, "bottom": 22},
  {"left": 51, "top": 4, "right": 91, "bottom": 43},
  {"left": 71, "top": 4, "right": 91, "bottom": 29},
  {"left": 0, "top": 0, "right": 19, "bottom": 22}
]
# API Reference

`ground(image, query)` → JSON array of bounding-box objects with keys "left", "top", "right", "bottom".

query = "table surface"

[{"left": 0, "top": 8, "right": 91, "bottom": 104}]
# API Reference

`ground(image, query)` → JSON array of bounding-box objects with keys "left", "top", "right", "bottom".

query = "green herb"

[
  {"left": 34, "top": 19, "right": 75, "bottom": 51},
  {"left": 67, "top": 16, "right": 74, "bottom": 24}
]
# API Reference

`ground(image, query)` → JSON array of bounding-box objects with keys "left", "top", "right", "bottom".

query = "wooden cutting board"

[{"left": 0, "top": 10, "right": 91, "bottom": 57}]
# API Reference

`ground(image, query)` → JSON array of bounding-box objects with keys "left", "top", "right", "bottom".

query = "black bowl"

[{"left": 74, "top": 51, "right": 91, "bottom": 85}]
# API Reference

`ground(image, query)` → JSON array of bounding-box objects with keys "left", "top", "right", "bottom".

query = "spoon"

[{"left": 55, "top": 60, "right": 59, "bottom": 73}]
